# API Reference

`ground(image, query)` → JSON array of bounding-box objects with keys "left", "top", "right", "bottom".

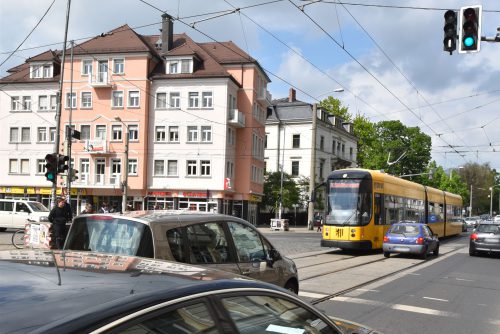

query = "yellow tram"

[{"left": 321, "top": 169, "right": 463, "bottom": 250}]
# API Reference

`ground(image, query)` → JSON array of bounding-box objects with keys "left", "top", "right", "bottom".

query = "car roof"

[
  {"left": 76, "top": 211, "right": 252, "bottom": 227},
  {"left": 0, "top": 250, "right": 279, "bottom": 333}
]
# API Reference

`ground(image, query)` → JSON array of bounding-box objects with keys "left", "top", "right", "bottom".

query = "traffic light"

[
  {"left": 69, "top": 168, "right": 78, "bottom": 182},
  {"left": 44, "top": 153, "right": 58, "bottom": 183},
  {"left": 443, "top": 10, "right": 457, "bottom": 54},
  {"left": 57, "top": 155, "right": 69, "bottom": 174},
  {"left": 459, "top": 5, "right": 482, "bottom": 53}
]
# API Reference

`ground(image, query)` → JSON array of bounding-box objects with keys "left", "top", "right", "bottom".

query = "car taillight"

[
  {"left": 470, "top": 233, "right": 478, "bottom": 240},
  {"left": 383, "top": 236, "right": 389, "bottom": 243},
  {"left": 416, "top": 237, "right": 424, "bottom": 245}
]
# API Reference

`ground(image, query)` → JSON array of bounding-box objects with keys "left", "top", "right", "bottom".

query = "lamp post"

[
  {"left": 114, "top": 117, "right": 129, "bottom": 212},
  {"left": 449, "top": 166, "right": 464, "bottom": 180}
]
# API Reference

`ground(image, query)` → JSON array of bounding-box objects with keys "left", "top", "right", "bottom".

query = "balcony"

[
  {"left": 228, "top": 109, "right": 245, "bottom": 128},
  {"left": 257, "top": 88, "right": 272, "bottom": 105},
  {"left": 85, "top": 139, "right": 108, "bottom": 154},
  {"left": 88, "top": 71, "right": 112, "bottom": 87}
]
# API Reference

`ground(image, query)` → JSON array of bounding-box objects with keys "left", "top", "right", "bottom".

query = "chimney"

[
  {"left": 161, "top": 13, "right": 174, "bottom": 54},
  {"left": 288, "top": 88, "right": 296, "bottom": 102}
]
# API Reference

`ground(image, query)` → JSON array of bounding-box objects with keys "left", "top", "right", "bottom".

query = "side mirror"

[{"left": 267, "top": 249, "right": 281, "bottom": 267}]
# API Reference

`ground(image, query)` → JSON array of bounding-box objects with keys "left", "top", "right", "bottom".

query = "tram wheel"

[{"left": 383, "top": 252, "right": 390, "bottom": 258}]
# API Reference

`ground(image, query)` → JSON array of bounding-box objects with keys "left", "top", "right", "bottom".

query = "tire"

[
  {"left": 284, "top": 280, "right": 299, "bottom": 294},
  {"left": 0, "top": 227, "right": 7, "bottom": 232},
  {"left": 12, "top": 230, "right": 25, "bottom": 249},
  {"left": 383, "top": 252, "right": 390, "bottom": 258},
  {"left": 420, "top": 247, "right": 428, "bottom": 260},
  {"left": 469, "top": 248, "right": 476, "bottom": 256},
  {"left": 433, "top": 244, "right": 439, "bottom": 257}
]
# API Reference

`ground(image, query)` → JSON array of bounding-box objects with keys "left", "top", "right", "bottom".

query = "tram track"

[{"left": 308, "top": 244, "right": 467, "bottom": 305}]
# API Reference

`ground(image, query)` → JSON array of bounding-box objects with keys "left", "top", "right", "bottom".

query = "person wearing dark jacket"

[{"left": 48, "top": 197, "right": 72, "bottom": 249}]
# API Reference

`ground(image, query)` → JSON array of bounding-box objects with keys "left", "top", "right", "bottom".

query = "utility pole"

[
  {"left": 307, "top": 104, "right": 317, "bottom": 230},
  {"left": 51, "top": 0, "right": 72, "bottom": 208},
  {"left": 65, "top": 40, "right": 74, "bottom": 206},
  {"left": 469, "top": 184, "right": 472, "bottom": 218}
]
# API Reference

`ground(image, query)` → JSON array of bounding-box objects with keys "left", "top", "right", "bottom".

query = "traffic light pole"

[
  {"left": 66, "top": 41, "right": 74, "bottom": 207},
  {"left": 51, "top": 0, "right": 72, "bottom": 209}
]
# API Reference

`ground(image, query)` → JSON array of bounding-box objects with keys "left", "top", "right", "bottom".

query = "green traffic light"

[
  {"left": 463, "top": 36, "right": 475, "bottom": 47},
  {"left": 46, "top": 172, "right": 55, "bottom": 180}
]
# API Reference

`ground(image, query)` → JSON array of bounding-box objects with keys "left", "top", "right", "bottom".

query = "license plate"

[
  {"left": 394, "top": 247, "right": 410, "bottom": 252},
  {"left": 485, "top": 238, "right": 499, "bottom": 243}
]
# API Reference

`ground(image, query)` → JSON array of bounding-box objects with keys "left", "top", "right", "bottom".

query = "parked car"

[
  {"left": 383, "top": 222, "right": 439, "bottom": 259},
  {"left": 494, "top": 215, "right": 500, "bottom": 222},
  {"left": 464, "top": 217, "right": 481, "bottom": 228},
  {"left": 64, "top": 211, "right": 299, "bottom": 293},
  {"left": 0, "top": 250, "right": 381, "bottom": 334},
  {"left": 0, "top": 198, "right": 50, "bottom": 231},
  {"left": 469, "top": 222, "right": 500, "bottom": 256}
]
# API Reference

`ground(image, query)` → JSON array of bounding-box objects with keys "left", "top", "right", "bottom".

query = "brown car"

[{"left": 64, "top": 211, "right": 299, "bottom": 293}]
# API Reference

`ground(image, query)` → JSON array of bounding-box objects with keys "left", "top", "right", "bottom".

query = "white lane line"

[
  {"left": 455, "top": 278, "right": 474, "bottom": 282},
  {"left": 422, "top": 297, "right": 449, "bottom": 302},
  {"left": 407, "top": 273, "right": 421, "bottom": 276},
  {"left": 299, "top": 291, "right": 328, "bottom": 299},
  {"left": 391, "top": 304, "right": 459, "bottom": 318},
  {"left": 333, "top": 296, "right": 384, "bottom": 307},
  {"left": 356, "top": 288, "right": 379, "bottom": 292}
]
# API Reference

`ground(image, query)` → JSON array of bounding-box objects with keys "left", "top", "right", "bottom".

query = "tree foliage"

[
  {"left": 262, "top": 171, "right": 301, "bottom": 214},
  {"left": 319, "top": 96, "right": 351, "bottom": 122}
]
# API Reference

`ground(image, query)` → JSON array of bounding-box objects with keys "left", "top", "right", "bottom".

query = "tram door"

[{"left": 374, "top": 193, "right": 385, "bottom": 249}]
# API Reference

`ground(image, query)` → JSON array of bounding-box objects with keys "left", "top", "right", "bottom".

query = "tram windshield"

[{"left": 326, "top": 178, "right": 372, "bottom": 226}]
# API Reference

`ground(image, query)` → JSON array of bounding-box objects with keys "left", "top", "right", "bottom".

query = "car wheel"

[
  {"left": 469, "top": 248, "right": 476, "bottom": 256},
  {"left": 284, "top": 280, "right": 298, "bottom": 294},
  {"left": 420, "top": 247, "right": 428, "bottom": 260},
  {"left": 433, "top": 244, "right": 439, "bottom": 257},
  {"left": 0, "top": 227, "right": 6, "bottom": 232},
  {"left": 383, "top": 252, "right": 390, "bottom": 258}
]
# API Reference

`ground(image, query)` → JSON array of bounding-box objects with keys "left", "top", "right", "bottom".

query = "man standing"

[{"left": 48, "top": 197, "right": 72, "bottom": 249}]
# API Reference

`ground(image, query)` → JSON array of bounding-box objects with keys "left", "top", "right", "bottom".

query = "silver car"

[
  {"left": 469, "top": 222, "right": 500, "bottom": 256},
  {"left": 64, "top": 211, "right": 299, "bottom": 293}
]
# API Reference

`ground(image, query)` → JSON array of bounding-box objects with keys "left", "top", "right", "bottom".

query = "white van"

[{"left": 0, "top": 199, "right": 50, "bottom": 231}]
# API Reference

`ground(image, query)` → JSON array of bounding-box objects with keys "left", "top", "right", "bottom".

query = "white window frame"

[
  {"left": 169, "top": 61, "right": 178, "bottom": 74},
  {"left": 21, "top": 127, "right": 31, "bottom": 143},
  {"left": 9, "top": 159, "right": 18, "bottom": 174},
  {"left": 201, "top": 126, "right": 212, "bottom": 142},
  {"left": 37, "top": 159, "right": 45, "bottom": 174},
  {"left": 202, "top": 91, "right": 213, "bottom": 108},
  {"left": 43, "top": 65, "right": 51, "bottom": 78},
  {"left": 22, "top": 96, "right": 32, "bottom": 111},
  {"left": 49, "top": 127, "right": 56, "bottom": 142},
  {"left": 37, "top": 127, "right": 47, "bottom": 142},
  {"left": 188, "top": 92, "right": 199, "bottom": 108},
  {"left": 113, "top": 58, "right": 124, "bottom": 74},
  {"left": 187, "top": 126, "right": 198, "bottom": 142},
  {"left": 200, "top": 160, "right": 211, "bottom": 176},
  {"left": 38, "top": 95, "right": 48, "bottom": 111},
  {"left": 112, "top": 90, "right": 124, "bottom": 108},
  {"left": 20, "top": 159, "right": 30, "bottom": 175},
  {"left": 128, "top": 125, "right": 139, "bottom": 141},
  {"left": 169, "top": 92, "right": 180, "bottom": 108},
  {"left": 169, "top": 126, "right": 179, "bottom": 142},
  {"left": 156, "top": 92, "right": 167, "bottom": 109},
  {"left": 66, "top": 92, "right": 76, "bottom": 108},
  {"left": 82, "top": 59, "right": 93, "bottom": 76},
  {"left": 187, "top": 160, "right": 197, "bottom": 176},
  {"left": 128, "top": 90, "right": 140, "bottom": 108},
  {"left": 112, "top": 125, "right": 122, "bottom": 141},
  {"left": 81, "top": 92, "right": 92, "bottom": 108},
  {"left": 50, "top": 95, "right": 57, "bottom": 110},
  {"left": 128, "top": 158, "right": 138, "bottom": 175},
  {"left": 154, "top": 160, "right": 165, "bottom": 176},
  {"left": 80, "top": 125, "right": 91, "bottom": 140},
  {"left": 9, "top": 128, "right": 19, "bottom": 143},
  {"left": 11, "top": 96, "right": 20, "bottom": 111},
  {"left": 155, "top": 126, "right": 166, "bottom": 142},
  {"left": 31, "top": 65, "right": 41, "bottom": 78},
  {"left": 96, "top": 125, "right": 106, "bottom": 139},
  {"left": 167, "top": 160, "right": 178, "bottom": 176}
]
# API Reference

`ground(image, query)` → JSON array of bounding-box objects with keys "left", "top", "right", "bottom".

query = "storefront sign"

[
  {"left": 148, "top": 191, "right": 173, "bottom": 196},
  {"left": 224, "top": 178, "right": 232, "bottom": 190},
  {"left": 181, "top": 192, "right": 207, "bottom": 198},
  {"left": 250, "top": 194, "right": 262, "bottom": 202}
]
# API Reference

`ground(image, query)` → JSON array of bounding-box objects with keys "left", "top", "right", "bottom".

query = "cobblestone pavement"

[{"left": 257, "top": 226, "right": 330, "bottom": 257}]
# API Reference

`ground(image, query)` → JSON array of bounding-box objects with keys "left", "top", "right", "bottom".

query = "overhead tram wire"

[
  {"left": 0, "top": 0, "right": 56, "bottom": 68},
  {"left": 332, "top": 1, "right": 473, "bottom": 157},
  {"left": 214, "top": 0, "right": 387, "bottom": 120},
  {"left": 287, "top": 0, "right": 466, "bottom": 162}
]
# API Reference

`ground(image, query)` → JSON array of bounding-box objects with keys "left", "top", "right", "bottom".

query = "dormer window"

[
  {"left": 166, "top": 57, "right": 193, "bottom": 74},
  {"left": 30, "top": 64, "right": 53, "bottom": 78}
]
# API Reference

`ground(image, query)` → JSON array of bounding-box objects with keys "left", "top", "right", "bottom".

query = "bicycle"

[{"left": 12, "top": 229, "right": 25, "bottom": 249}]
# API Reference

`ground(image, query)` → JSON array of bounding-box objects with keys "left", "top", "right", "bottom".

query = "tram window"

[{"left": 374, "top": 193, "right": 383, "bottom": 225}]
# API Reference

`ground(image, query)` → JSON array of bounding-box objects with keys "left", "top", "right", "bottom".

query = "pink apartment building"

[{"left": 0, "top": 14, "right": 270, "bottom": 223}]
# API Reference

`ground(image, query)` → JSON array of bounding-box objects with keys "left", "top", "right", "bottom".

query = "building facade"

[
  {"left": 265, "top": 88, "right": 358, "bottom": 210},
  {"left": 0, "top": 14, "right": 270, "bottom": 224}
]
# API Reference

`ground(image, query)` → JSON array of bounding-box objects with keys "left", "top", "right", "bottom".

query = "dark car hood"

[{"left": 330, "top": 316, "right": 383, "bottom": 334}]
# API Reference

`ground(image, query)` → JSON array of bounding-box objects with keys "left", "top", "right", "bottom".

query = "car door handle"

[{"left": 241, "top": 270, "right": 251, "bottom": 275}]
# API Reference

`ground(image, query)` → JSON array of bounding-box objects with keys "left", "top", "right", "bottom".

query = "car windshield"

[
  {"left": 326, "top": 178, "right": 372, "bottom": 226},
  {"left": 65, "top": 216, "right": 154, "bottom": 257},
  {"left": 27, "top": 202, "right": 49, "bottom": 212},
  {"left": 476, "top": 224, "right": 500, "bottom": 234},
  {"left": 388, "top": 224, "right": 420, "bottom": 237}
]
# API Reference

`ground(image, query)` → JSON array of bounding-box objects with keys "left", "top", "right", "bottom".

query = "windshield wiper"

[{"left": 340, "top": 210, "right": 357, "bottom": 226}]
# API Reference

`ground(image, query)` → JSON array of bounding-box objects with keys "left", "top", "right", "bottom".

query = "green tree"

[
  {"left": 353, "top": 114, "right": 380, "bottom": 168},
  {"left": 262, "top": 171, "right": 301, "bottom": 214},
  {"left": 319, "top": 96, "right": 351, "bottom": 122}
]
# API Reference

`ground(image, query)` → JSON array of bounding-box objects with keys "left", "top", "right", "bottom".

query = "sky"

[{"left": 1, "top": 0, "right": 500, "bottom": 172}]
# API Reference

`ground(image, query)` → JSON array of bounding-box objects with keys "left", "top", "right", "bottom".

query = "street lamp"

[
  {"left": 449, "top": 166, "right": 464, "bottom": 180},
  {"left": 114, "top": 117, "right": 129, "bottom": 212}
]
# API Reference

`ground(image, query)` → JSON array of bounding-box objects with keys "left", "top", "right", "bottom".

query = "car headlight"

[{"left": 39, "top": 216, "right": 49, "bottom": 222}]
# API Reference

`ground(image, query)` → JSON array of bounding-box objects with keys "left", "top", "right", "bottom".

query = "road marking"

[
  {"left": 455, "top": 278, "right": 474, "bottom": 282},
  {"left": 407, "top": 273, "right": 421, "bottom": 276},
  {"left": 422, "top": 296, "right": 449, "bottom": 302},
  {"left": 333, "top": 296, "right": 384, "bottom": 306},
  {"left": 299, "top": 291, "right": 328, "bottom": 299},
  {"left": 391, "top": 304, "right": 459, "bottom": 317},
  {"left": 356, "top": 288, "right": 379, "bottom": 292}
]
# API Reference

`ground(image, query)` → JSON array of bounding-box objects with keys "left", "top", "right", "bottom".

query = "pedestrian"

[
  {"left": 80, "top": 203, "right": 94, "bottom": 214},
  {"left": 48, "top": 197, "right": 72, "bottom": 249},
  {"left": 98, "top": 202, "right": 109, "bottom": 213},
  {"left": 109, "top": 203, "right": 119, "bottom": 213}
]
